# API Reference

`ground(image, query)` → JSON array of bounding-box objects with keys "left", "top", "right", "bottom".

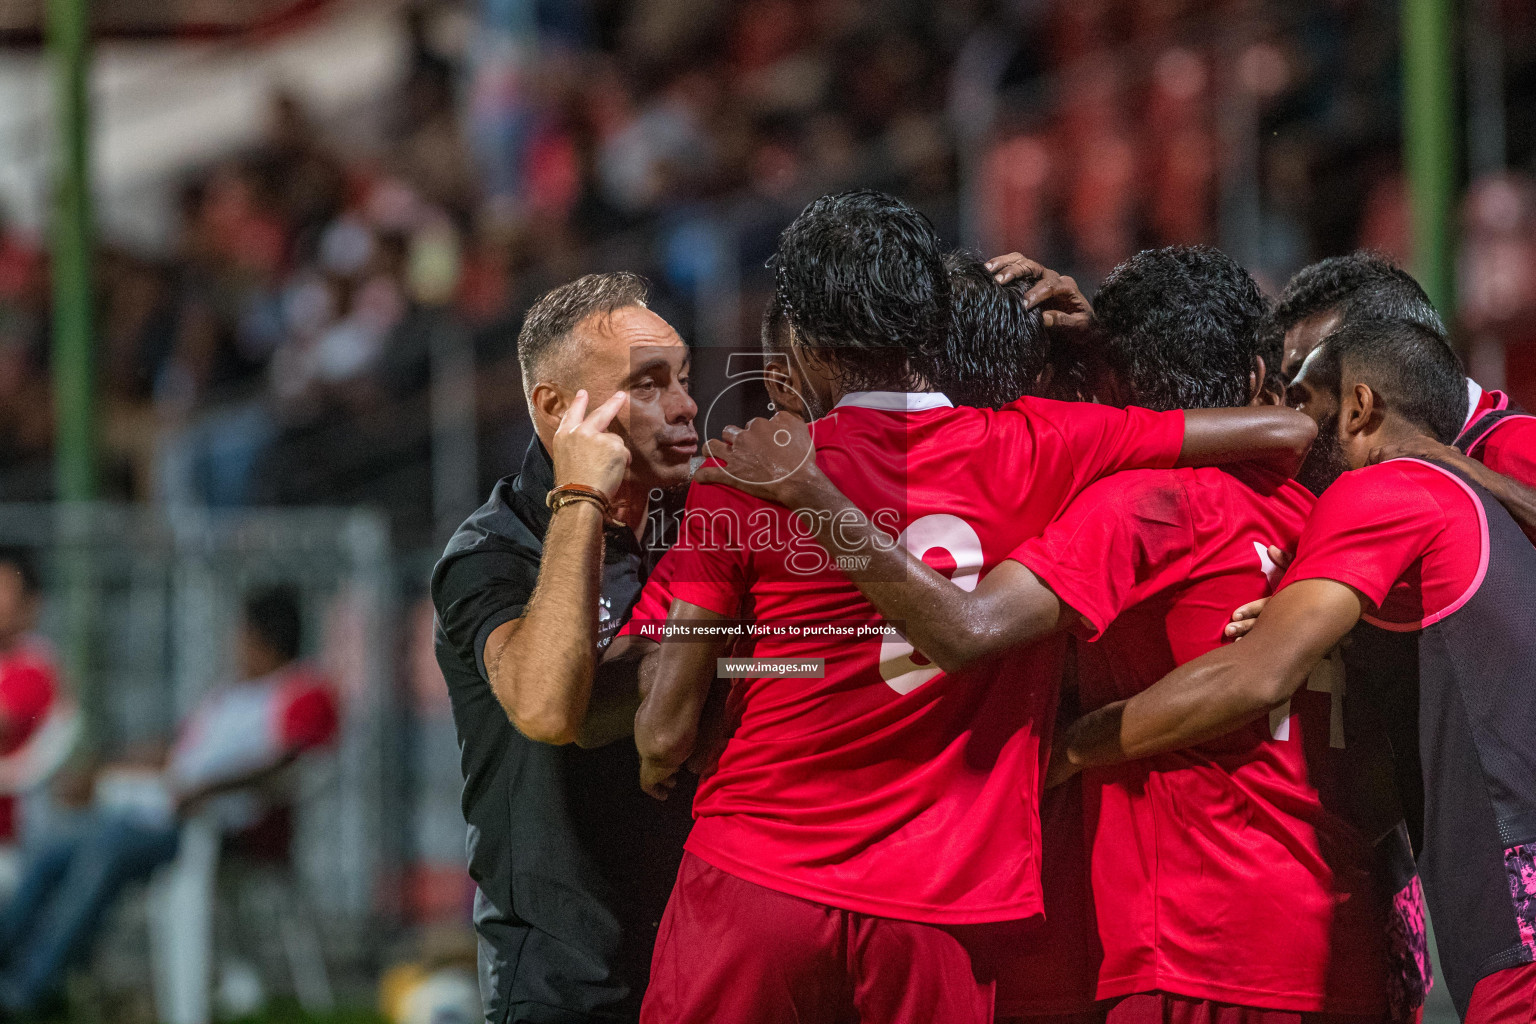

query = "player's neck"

[{"left": 1372, "top": 416, "right": 1437, "bottom": 452}]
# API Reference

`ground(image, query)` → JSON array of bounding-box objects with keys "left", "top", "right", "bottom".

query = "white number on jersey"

[
  {"left": 878, "top": 514, "right": 984, "bottom": 694},
  {"left": 1269, "top": 647, "right": 1346, "bottom": 749}
]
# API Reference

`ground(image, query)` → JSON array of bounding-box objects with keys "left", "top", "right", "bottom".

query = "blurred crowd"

[{"left": 1, "top": 0, "right": 1535, "bottom": 542}]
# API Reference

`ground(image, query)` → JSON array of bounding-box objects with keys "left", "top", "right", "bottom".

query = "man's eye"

[{"left": 678, "top": 376, "right": 691, "bottom": 392}]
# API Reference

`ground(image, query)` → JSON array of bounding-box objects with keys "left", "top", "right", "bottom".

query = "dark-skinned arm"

[
  {"left": 695, "top": 418, "right": 1072, "bottom": 673},
  {"left": 1052, "top": 578, "right": 1364, "bottom": 783},
  {"left": 633, "top": 600, "right": 733, "bottom": 799},
  {"left": 984, "top": 252, "right": 1317, "bottom": 475},
  {"left": 572, "top": 634, "right": 652, "bottom": 749},
  {"left": 1176, "top": 407, "right": 1317, "bottom": 476}
]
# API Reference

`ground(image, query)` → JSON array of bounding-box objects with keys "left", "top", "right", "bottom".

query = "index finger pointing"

[
  {"left": 584, "top": 390, "right": 629, "bottom": 432},
  {"left": 560, "top": 389, "right": 590, "bottom": 432}
]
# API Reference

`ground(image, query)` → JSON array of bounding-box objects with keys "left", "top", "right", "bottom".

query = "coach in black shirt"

[{"left": 432, "top": 272, "right": 698, "bottom": 1024}]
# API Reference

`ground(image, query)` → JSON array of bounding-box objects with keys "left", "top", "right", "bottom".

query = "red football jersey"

[
  {"left": 1283, "top": 459, "right": 1483, "bottom": 628},
  {"left": 633, "top": 392, "right": 1185, "bottom": 923},
  {"left": 1012, "top": 466, "right": 1391, "bottom": 1014}
]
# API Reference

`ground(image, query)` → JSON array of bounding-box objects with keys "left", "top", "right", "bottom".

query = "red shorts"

[
  {"left": 994, "top": 778, "right": 1103, "bottom": 1019},
  {"left": 1106, "top": 992, "right": 1394, "bottom": 1024},
  {"left": 1464, "top": 962, "right": 1536, "bottom": 1024},
  {"left": 640, "top": 851, "right": 998, "bottom": 1024}
]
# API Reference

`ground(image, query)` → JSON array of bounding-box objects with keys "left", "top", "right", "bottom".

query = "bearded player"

[{"left": 1270, "top": 251, "right": 1536, "bottom": 543}]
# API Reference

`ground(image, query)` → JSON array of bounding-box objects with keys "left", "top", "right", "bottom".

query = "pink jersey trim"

[
  {"left": 1361, "top": 459, "right": 1490, "bottom": 632},
  {"left": 1465, "top": 413, "right": 1536, "bottom": 455}
]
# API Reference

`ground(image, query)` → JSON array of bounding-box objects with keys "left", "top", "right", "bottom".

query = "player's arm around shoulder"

[
  {"left": 1177, "top": 407, "right": 1318, "bottom": 476},
  {"left": 1052, "top": 577, "right": 1365, "bottom": 784}
]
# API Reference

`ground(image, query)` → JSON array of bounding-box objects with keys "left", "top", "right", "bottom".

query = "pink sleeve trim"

[{"left": 1360, "top": 459, "right": 1489, "bottom": 633}]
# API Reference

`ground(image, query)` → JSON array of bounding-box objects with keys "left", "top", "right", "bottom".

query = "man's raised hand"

[
  {"left": 984, "top": 252, "right": 1094, "bottom": 333},
  {"left": 552, "top": 389, "right": 631, "bottom": 501},
  {"left": 694, "top": 411, "right": 825, "bottom": 508}
]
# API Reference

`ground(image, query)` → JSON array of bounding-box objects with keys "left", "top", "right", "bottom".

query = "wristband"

[
  {"left": 547, "top": 483, "right": 611, "bottom": 516},
  {"left": 548, "top": 491, "right": 607, "bottom": 516}
]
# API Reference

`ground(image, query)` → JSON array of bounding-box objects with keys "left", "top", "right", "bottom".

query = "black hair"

[
  {"left": 937, "top": 251, "right": 1048, "bottom": 408},
  {"left": 772, "top": 189, "right": 949, "bottom": 394},
  {"left": 0, "top": 546, "right": 39, "bottom": 595},
  {"left": 243, "top": 585, "right": 303, "bottom": 663},
  {"left": 1092, "top": 245, "right": 1272, "bottom": 411},
  {"left": 1273, "top": 251, "right": 1446, "bottom": 338},
  {"left": 516, "top": 272, "right": 651, "bottom": 396},
  {"left": 1306, "top": 319, "right": 1467, "bottom": 444}
]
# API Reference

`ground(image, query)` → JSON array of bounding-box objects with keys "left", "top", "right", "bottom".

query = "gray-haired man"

[{"left": 431, "top": 272, "right": 699, "bottom": 1024}]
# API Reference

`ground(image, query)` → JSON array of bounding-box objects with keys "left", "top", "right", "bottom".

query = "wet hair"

[
  {"left": 243, "top": 585, "right": 303, "bottom": 663},
  {"left": 0, "top": 546, "right": 39, "bottom": 595},
  {"left": 517, "top": 272, "right": 651, "bottom": 397},
  {"left": 1092, "top": 245, "right": 1272, "bottom": 411},
  {"left": 937, "top": 251, "right": 1047, "bottom": 408},
  {"left": 772, "top": 189, "right": 949, "bottom": 394},
  {"left": 1305, "top": 319, "right": 1467, "bottom": 444},
  {"left": 1273, "top": 252, "right": 1446, "bottom": 339}
]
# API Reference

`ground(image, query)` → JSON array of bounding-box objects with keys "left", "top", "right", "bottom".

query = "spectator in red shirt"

[
  {"left": 0, "top": 547, "right": 58, "bottom": 845},
  {"left": 0, "top": 586, "right": 336, "bottom": 1016},
  {"left": 1056, "top": 319, "right": 1536, "bottom": 1022}
]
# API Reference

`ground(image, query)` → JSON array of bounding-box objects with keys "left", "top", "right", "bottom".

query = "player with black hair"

[
  {"left": 1262, "top": 251, "right": 1536, "bottom": 549},
  {"left": 1095, "top": 244, "right": 1281, "bottom": 410},
  {"left": 935, "top": 251, "right": 1050, "bottom": 408},
  {"left": 701, "top": 246, "right": 1403, "bottom": 1024},
  {"left": 768, "top": 188, "right": 950, "bottom": 400},
  {"left": 1054, "top": 318, "right": 1536, "bottom": 1023},
  {"left": 629, "top": 195, "right": 1318, "bottom": 1023},
  {"left": 1272, "top": 251, "right": 1446, "bottom": 380}
]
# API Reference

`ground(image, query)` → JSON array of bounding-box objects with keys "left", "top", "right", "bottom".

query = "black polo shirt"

[{"left": 431, "top": 438, "right": 694, "bottom": 1024}]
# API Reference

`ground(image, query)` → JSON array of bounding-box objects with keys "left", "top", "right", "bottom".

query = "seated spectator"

[
  {"left": 0, "top": 547, "right": 58, "bottom": 846},
  {"left": 0, "top": 586, "right": 337, "bottom": 1015}
]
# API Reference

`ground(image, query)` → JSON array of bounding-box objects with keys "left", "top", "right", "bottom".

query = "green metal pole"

[
  {"left": 47, "top": 0, "right": 94, "bottom": 503},
  {"left": 1402, "top": 0, "right": 1458, "bottom": 318},
  {"left": 46, "top": 0, "right": 97, "bottom": 751}
]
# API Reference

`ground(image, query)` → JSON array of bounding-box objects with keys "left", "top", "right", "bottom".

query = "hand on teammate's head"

[{"left": 984, "top": 253, "right": 1093, "bottom": 334}]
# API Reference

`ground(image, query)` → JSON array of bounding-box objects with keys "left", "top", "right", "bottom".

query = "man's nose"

[{"left": 669, "top": 383, "right": 699, "bottom": 424}]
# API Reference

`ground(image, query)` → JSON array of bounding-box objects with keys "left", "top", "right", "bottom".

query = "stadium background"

[{"left": 0, "top": 0, "right": 1530, "bottom": 1020}]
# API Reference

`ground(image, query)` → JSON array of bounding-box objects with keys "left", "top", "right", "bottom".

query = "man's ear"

[
  {"left": 1248, "top": 355, "right": 1279, "bottom": 407},
  {"left": 530, "top": 382, "right": 570, "bottom": 435},
  {"left": 1342, "top": 382, "right": 1383, "bottom": 437},
  {"left": 763, "top": 354, "right": 801, "bottom": 413}
]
